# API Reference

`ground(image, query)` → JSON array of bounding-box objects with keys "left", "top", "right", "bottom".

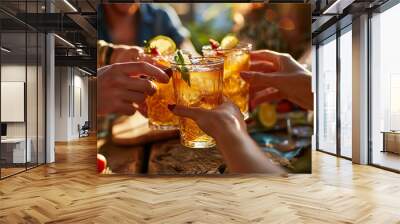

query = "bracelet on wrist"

[
  {"left": 104, "top": 45, "right": 114, "bottom": 65},
  {"left": 98, "top": 45, "right": 107, "bottom": 67},
  {"left": 97, "top": 40, "right": 112, "bottom": 67}
]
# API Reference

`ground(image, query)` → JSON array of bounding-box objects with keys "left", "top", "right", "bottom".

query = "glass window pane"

[
  {"left": 1, "top": 0, "right": 28, "bottom": 177},
  {"left": 1, "top": 0, "right": 46, "bottom": 178},
  {"left": 317, "top": 37, "right": 337, "bottom": 154},
  {"left": 340, "top": 29, "right": 352, "bottom": 158},
  {"left": 371, "top": 3, "right": 400, "bottom": 171},
  {"left": 27, "top": 31, "right": 38, "bottom": 168},
  {"left": 1, "top": 31, "right": 27, "bottom": 176}
]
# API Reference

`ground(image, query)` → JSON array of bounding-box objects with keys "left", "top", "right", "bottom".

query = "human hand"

[
  {"left": 109, "top": 43, "right": 175, "bottom": 68},
  {"left": 241, "top": 50, "right": 313, "bottom": 110},
  {"left": 168, "top": 100, "right": 246, "bottom": 141},
  {"left": 169, "top": 100, "right": 286, "bottom": 174},
  {"left": 109, "top": 45, "right": 143, "bottom": 64},
  {"left": 97, "top": 62, "right": 170, "bottom": 116}
]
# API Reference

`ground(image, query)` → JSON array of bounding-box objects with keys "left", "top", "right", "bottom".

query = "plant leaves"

[
  {"left": 174, "top": 50, "right": 191, "bottom": 86},
  {"left": 180, "top": 66, "right": 190, "bottom": 86}
]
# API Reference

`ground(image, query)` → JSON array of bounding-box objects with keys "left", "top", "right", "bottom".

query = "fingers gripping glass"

[{"left": 170, "top": 57, "right": 224, "bottom": 148}]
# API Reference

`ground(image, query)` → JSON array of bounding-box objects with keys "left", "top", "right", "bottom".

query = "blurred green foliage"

[
  {"left": 181, "top": 4, "right": 310, "bottom": 59},
  {"left": 187, "top": 21, "right": 224, "bottom": 54},
  {"left": 185, "top": 5, "right": 234, "bottom": 53}
]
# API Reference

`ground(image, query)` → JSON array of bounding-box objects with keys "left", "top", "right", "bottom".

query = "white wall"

[
  {"left": 1, "top": 65, "right": 34, "bottom": 138},
  {"left": 72, "top": 73, "right": 89, "bottom": 138},
  {"left": 1, "top": 63, "right": 46, "bottom": 163},
  {"left": 54, "top": 67, "right": 89, "bottom": 141},
  {"left": 1, "top": 65, "right": 24, "bottom": 139},
  {"left": 55, "top": 67, "right": 70, "bottom": 141}
]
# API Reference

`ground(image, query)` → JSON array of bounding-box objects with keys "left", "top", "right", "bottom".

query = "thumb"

[{"left": 168, "top": 104, "right": 208, "bottom": 120}]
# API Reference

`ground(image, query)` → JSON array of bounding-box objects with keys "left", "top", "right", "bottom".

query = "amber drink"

[
  {"left": 146, "top": 55, "right": 179, "bottom": 130},
  {"left": 203, "top": 43, "right": 252, "bottom": 119},
  {"left": 171, "top": 56, "right": 224, "bottom": 148}
]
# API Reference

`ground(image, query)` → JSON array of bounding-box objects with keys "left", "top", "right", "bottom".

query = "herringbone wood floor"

[{"left": 1, "top": 136, "right": 400, "bottom": 224}]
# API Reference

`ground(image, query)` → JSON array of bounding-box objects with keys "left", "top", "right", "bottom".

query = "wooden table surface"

[
  {"left": 99, "top": 113, "right": 307, "bottom": 175},
  {"left": 98, "top": 113, "right": 227, "bottom": 175},
  {"left": 99, "top": 136, "right": 226, "bottom": 175}
]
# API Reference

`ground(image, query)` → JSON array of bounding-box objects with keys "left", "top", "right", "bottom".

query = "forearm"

[
  {"left": 215, "top": 129, "right": 285, "bottom": 174},
  {"left": 280, "top": 73, "right": 313, "bottom": 111}
]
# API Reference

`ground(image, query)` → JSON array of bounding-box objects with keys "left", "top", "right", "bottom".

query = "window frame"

[
  {"left": 0, "top": 0, "right": 48, "bottom": 180},
  {"left": 315, "top": 19, "right": 353, "bottom": 160}
]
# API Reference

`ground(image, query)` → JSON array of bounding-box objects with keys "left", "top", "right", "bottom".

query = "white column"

[
  {"left": 352, "top": 14, "right": 369, "bottom": 164},
  {"left": 46, "top": 1, "right": 55, "bottom": 163},
  {"left": 46, "top": 33, "right": 55, "bottom": 163},
  {"left": 55, "top": 67, "right": 73, "bottom": 141}
]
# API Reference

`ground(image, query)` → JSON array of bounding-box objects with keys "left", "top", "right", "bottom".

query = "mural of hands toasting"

[{"left": 97, "top": 3, "right": 312, "bottom": 175}]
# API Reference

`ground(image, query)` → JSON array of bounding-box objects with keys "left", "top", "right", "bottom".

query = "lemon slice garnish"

[
  {"left": 258, "top": 103, "right": 277, "bottom": 128},
  {"left": 148, "top": 35, "right": 176, "bottom": 56},
  {"left": 220, "top": 35, "right": 239, "bottom": 50}
]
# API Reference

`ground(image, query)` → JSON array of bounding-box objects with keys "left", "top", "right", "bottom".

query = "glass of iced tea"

[
  {"left": 202, "top": 42, "right": 252, "bottom": 119},
  {"left": 171, "top": 55, "right": 224, "bottom": 148},
  {"left": 145, "top": 55, "right": 179, "bottom": 130}
]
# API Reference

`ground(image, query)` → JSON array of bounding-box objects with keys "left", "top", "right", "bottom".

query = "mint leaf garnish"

[{"left": 174, "top": 50, "right": 190, "bottom": 86}]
